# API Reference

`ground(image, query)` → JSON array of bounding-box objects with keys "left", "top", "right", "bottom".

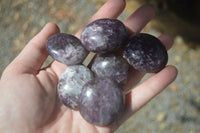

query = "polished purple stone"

[
  {"left": 91, "top": 54, "right": 129, "bottom": 84},
  {"left": 81, "top": 18, "right": 128, "bottom": 53},
  {"left": 57, "top": 65, "right": 94, "bottom": 110},
  {"left": 79, "top": 77, "right": 125, "bottom": 126},
  {"left": 46, "top": 33, "right": 88, "bottom": 65},
  {"left": 123, "top": 33, "right": 168, "bottom": 73}
]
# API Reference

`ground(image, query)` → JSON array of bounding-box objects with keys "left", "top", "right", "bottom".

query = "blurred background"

[{"left": 0, "top": 0, "right": 200, "bottom": 132}]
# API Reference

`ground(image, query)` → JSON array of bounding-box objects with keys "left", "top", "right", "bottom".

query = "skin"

[{"left": 0, "top": 0, "right": 178, "bottom": 133}]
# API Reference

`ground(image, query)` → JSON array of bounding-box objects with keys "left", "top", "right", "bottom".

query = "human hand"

[{"left": 0, "top": 0, "right": 177, "bottom": 133}]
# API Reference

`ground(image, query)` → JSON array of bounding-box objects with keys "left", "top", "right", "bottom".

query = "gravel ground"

[{"left": 0, "top": 0, "right": 200, "bottom": 133}]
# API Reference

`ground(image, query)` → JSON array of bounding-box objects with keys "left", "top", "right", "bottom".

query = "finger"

[
  {"left": 9, "top": 23, "right": 60, "bottom": 74},
  {"left": 75, "top": 0, "right": 126, "bottom": 38},
  {"left": 128, "top": 66, "right": 177, "bottom": 114},
  {"left": 124, "top": 5, "right": 155, "bottom": 35},
  {"left": 123, "top": 34, "right": 174, "bottom": 91},
  {"left": 112, "top": 65, "right": 178, "bottom": 130},
  {"left": 89, "top": 0, "right": 126, "bottom": 21},
  {"left": 50, "top": 0, "right": 126, "bottom": 77},
  {"left": 158, "top": 34, "right": 174, "bottom": 50}
]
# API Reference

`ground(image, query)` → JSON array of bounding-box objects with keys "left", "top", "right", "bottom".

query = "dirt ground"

[{"left": 0, "top": 0, "right": 200, "bottom": 132}]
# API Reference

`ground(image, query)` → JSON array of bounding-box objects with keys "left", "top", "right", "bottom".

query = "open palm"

[{"left": 0, "top": 0, "right": 177, "bottom": 133}]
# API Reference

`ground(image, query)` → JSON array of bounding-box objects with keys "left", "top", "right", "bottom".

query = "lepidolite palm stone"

[
  {"left": 58, "top": 65, "right": 94, "bottom": 109},
  {"left": 79, "top": 77, "right": 125, "bottom": 125}
]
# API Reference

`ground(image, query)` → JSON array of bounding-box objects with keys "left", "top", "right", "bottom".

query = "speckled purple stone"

[
  {"left": 47, "top": 33, "right": 88, "bottom": 65},
  {"left": 81, "top": 18, "right": 128, "bottom": 53},
  {"left": 124, "top": 33, "right": 168, "bottom": 73},
  {"left": 58, "top": 65, "right": 94, "bottom": 110},
  {"left": 91, "top": 54, "right": 129, "bottom": 84},
  {"left": 79, "top": 77, "right": 125, "bottom": 126}
]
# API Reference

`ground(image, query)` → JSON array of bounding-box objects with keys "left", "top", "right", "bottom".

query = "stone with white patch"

[{"left": 57, "top": 65, "right": 94, "bottom": 110}]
